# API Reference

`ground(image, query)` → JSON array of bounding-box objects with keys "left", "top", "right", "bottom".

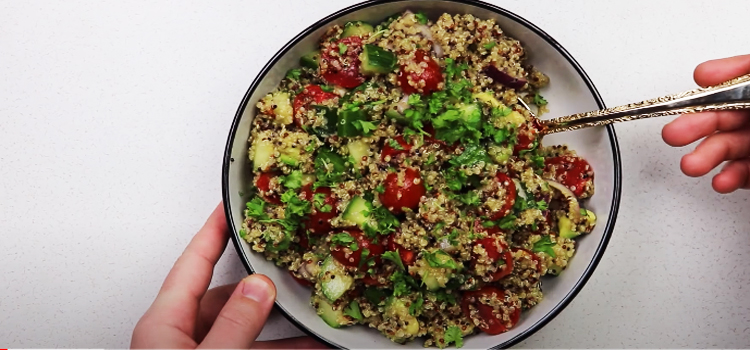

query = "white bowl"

[{"left": 222, "top": 0, "right": 622, "bottom": 348}]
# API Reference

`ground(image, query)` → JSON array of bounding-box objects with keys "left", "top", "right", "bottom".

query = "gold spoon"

[{"left": 518, "top": 74, "right": 750, "bottom": 134}]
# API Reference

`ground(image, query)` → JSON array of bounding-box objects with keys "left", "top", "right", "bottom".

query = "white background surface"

[{"left": 2, "top": 0, "right": 750, "bottom": 348}]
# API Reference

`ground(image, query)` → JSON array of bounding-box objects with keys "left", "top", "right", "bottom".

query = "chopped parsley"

[
  {"left": 415, "top": 12, "right": 428, "bottom": 24},
  {"left": 532, "top": 235, "right": 556, "bottom": 258},
  {"left": 409, "top": 294, "right": 424, "bottom": 316},
  {"left": 285, "top": 68, "right": 301, "bottom": 80},
  {"left": 388, "top": 138, "right": 405, "bottom": 150},
  {"left": 533, "top": 93, "right": 548, "bottom": 106},
  {"left": 321, "top": 85, "right": 334, "bottom": 92},
  {"left": 280, "top": 170, "right": 303, "bottom": 189},
  {"left": 424, "top": 250, "right": 458, "bottom": 269},
  {"left": 434, "top": 290, "right": 457, "bottom": 305},
  {"left": 343, "top": 301, "right": 364, "bottom": 321},
  {"left": 331, "top": 232, "right": 358, "bottom": 251},
  {"left": 364, "top": 287, "right": 388, "bottom": 306},
  {"left": 354, "top": 120, "right": 378, "bottom": 134},
  {"left": 338, "top": 42, "right": 348, "bottom": 55},
  {"left": 390, "top": 270, "right": 418, "bottom": 297},
  {"left": 482, "top": 41, "right": 496, "bottom": 50},
  {"left": 444, "top": 326, "right": 464, "bottom": 348},
  {"left": 245, "top": 197, "right": 269, "bottom": 220},
  {"left": 375, "top": 184, "right": 385, "bottom": 194},
  {"left": 382, "top": 250, "right": 405, "bottom": 271}
]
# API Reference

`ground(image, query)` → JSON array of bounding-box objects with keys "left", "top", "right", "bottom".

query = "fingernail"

[{"left": 241, "top": 276, "right": 272, "bottom": 303}]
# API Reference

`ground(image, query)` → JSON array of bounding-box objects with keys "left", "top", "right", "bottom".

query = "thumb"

[{"left": 198, "top": 274, "right": 277, "bottom": 349}]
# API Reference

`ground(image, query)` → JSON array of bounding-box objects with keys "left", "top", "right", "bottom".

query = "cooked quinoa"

[{"left": 240, "top": 11, "right": 596, "bottom": 348}]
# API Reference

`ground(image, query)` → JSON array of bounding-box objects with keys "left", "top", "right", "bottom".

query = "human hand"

[
  {"left": 662, "top": 54, "right": 750, "bottom": 194},
  {"left": 130, "top": 203, "right": 325, "bottom": 349}
]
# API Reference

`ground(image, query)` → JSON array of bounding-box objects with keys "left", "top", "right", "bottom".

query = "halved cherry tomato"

[
  {"left": 289, "top": 270, "right": 313, "bottom": 287},
  {"left": 544, "top": 155, "right": 594, "bottom": 197},
  {"left": 320, "top": 37, "right": 366, "bottom": 88},
  {"left": 292, "top": 85, "right": 338, "bottom": 127},
  {"left": 299, "top": 185, "right": 339, "bottom": 235},
  {"left": 397, "top": 49, "right": 443, "bottom": 95},
  {"left": 381, "top": 135, "right": 412, "bottom": 162},
  {"left": 298, "top": 231, "right": 310, "bottom": 250},
  {"left": 331, "top": 229, "right": 385, "bottom": 268},
  {"left": 513, "top": 123, "right": 539, "bottom": 155},
  {"left": 511, "top": 248, "right": 543, "bottom": 274},
  {"left": 480, "top": 172, "right": 516, "bottom": 221},
  {"left": 379, "top": 167, "right": 426, "bottom": 215},
  {"left": 255, "top": 172, "right": 281, "bottom": 204},
  {"left": 385, "top": 233, "right": 416, "bottom": 266},
  {"left": 362, "top": 275, "right": 386, "bottom": 286},
  {"left": 474, "top": 237, "right": 514, "bottom": 282},
  {"left": 461, "top": 286, "right": 521, "bottom": 335}
]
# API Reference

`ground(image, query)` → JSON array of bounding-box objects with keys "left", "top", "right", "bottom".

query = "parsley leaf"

[
  {"left": 533, "top": 93, "right": 548, "bottom": 106},
  {"left": 321, "top": 85, "right": 334, "bottom": 92},
  {"left": 382, "top": 250, "right": 405, "bottom": 271},
  {"left": 434, "top": 290, "right": 457, "bottom": 305},
  {"left": 532, "top": 235, "right": 556, "bottom": 258},
  {"left": 536, "top": 200, "right": 548, "bottom": 210},
  {"left": 497, "top": 214, "right": 518, "bottom": 230},
  {"left": 246, "top": 197, "right": 269, "bottom": 220},
  {"left": 280, "top": 170, "right": 303, "bottom": 189},
  {"left": 390, "top": 270, "right": 418, "bottom": 297},
  {"left": 449, "top": 143, "right": 491, "bottom": 168},
  {"left": 424, "top": 250, "right": 457, "bottom": 269},
  {"left": 375, "top": 184, "right": 385, "bottom": 194},
  {"left": 338, "top": 42, "right": 348, "bottom": 55},
  {"left": 444, "top": 325, "right": 464, "bottom": 348},
  {"left": 331, "top": 232, "right": 355, "bottom": 247},
  {"left": 415, "top": 12, "right": 428, "bottom": 24},
  {"left": 313, "top": 192, "right": 326, "bottom": 209},
  {"left": 364, "top": 287, "right": 388, "bottom": 306},
  {"left": 343, "top": 301, "right": 364, "bottom": 321},
  {"left": 354, "top": 120, "right": 378, "bottom": 134},
  {"left": 483, "top": 42, "right": 496, "bottom": 50},
  {"left": 409, "top": 294, "right": 424, "bottom": 316},
  {"left": 285, "top": 68, "right": 301, "bottom": 80},
  {"left": 388, "top": 138, "right": 404, "bottom": 150}
]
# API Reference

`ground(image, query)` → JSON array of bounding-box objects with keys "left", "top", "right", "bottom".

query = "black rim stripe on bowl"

[{"left": 222, "top": 0, "right": 622, "bottom": 348}]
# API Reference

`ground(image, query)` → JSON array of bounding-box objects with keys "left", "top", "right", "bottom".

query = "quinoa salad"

[{"left": 240, "top": 11, "right": 597, "bottom": 348}]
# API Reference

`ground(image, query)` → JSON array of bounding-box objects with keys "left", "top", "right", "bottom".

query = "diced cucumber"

[
  {"left": 280, "top": 147, "right": 301, "bottom": 167},
  {"left": 472, "top": 91, "right": 503, "bottom": 108},
  {"left": 337, "top": 108, "right": 369, "bottom": 137},
  {"left": 300, "top": 50, "right": 321, "bottom": 69},
  {"left": 506, "top": 110, "right": 526, "bottom": 127},
  {"left": 558, "top": 216, "right": 579, "bottom": 239},
  {"left": 315, "top": 148, "right": 348, "bottom": 173},
  {"left": 313, "top": 295, "right": 347, "bottom": 328},
  {"left": 384, "top": 297, "right": 420, "bottom": 342},
  {"left": 347, "top": 139, "right": 370, "bottom": 169},
  {"left": 312, "top": 106, "right": 338, "bottom": 137},
  {"left": 319, "top": 256, "right": 354, "bottom": 302},
  {"left": 341, "top": 21, "right": 374, "bottom": 38},
  {"left": 414, "top": 254, "right": 456, "bottom": 291},
  {"left": 342, "top": 196, "right": 374, "bottom": 229},
  {"left": 421, "top": 272, "right": 441, "bottom": 291},
  {"left": 361, "top": 44, "right": 397, "bottom": 75},
  {"left": 385, "top": 105, "right": 407, "bottom": 123},
  {"left": 252, "top": 138, "right": 275, "bottom": 171},
  {"left": 488, "top": 144, "right": 512, "bottom": 165}
]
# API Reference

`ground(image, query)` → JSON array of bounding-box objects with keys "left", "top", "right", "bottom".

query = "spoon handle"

[{"left": 542, "top": 74, "right": 750, "bottom": 134}]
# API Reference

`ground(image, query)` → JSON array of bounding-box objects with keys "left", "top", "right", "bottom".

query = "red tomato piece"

[
  {"left": 511, "top": 248, "right": 544, "bottom": 274},
  {"left": 331, "top": 229, "right": 385, "bottom": 268},
  {"left": 299, "top": 185, "right": 339, "bottom": 235},
  {"left": 461, "top": 286, "right": 521, "bottom": 335},
  {"left": 362, "top": 275, "right": 385, "bottom": 286},
  {"left": 379, "top": 167, "right": 426, "bottom": 215},
  {"left": 381, "top": 136, "right": 412, "bottom": 162},
  {"left": 544, "top": 155, "right": 594, "bottom": 197},
  {"left": 513, "top": 123, "right": 540, "bottom": 155},
  {"left": 255, "top": 172, "right": 281, "bottom": 205},
  {"left": 474, "top": 219, "right": 502, "bottom": 235},
  {"left": 481, "top": 172, "right": 516, "bottom": 221},
  {"left": 289, "top": 270, "right": 313, "bottom": 287},
  {"left": 397, "top": 49, "right": 443, "bottom": 95},
  {"left": 320, "top": 37, "right": 366, "bottom": 88},
  {"left": 292, "top": 85, "right": 338, "bottom": 127},
  {"left": 474, "top": 237, "right": 513, "bottom": 282},
  {"left": 385, "top": 233, "right": 416, "bottom": 266},
  {"left": 298, "top": 231, "right": 310, "bottom": 250}
]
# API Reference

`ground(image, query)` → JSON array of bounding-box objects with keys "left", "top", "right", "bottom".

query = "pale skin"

[
  {"left": 130, "top": 203, "right": 325, "bottom": 349},
  {"left": 662, "top": 54, "right": 750, "bottom": 194}
]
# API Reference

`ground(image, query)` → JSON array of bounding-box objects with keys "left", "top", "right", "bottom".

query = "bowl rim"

[{"left": 221, "top": 0, "right": 622, "bottom": 348}]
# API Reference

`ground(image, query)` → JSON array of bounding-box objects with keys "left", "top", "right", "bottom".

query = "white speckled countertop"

[{"left": 2, "top": 0, "right": 750, "bottom": 348}]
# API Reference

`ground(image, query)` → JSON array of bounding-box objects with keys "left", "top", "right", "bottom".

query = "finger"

[
  {"left": 145, "top": 203, "right": 229, "bottom": 334},
  {"left": 662, "top": 111, "right": 750, "bottom": 147},
  {"left": 694, "top": 54, "right": 750, "bottom": 87},
  {"left": 680, "top": 128, "right": 750, "bottom": 177},
  {"left": 198, "top": 274, "right": 277, "bottom": 349},
  {"left": 195, "top": 283, "right": 238, "bottom": 343},
  {"left": 253, "top": 336, "right": 329, "bottom": 349},
  {"left": 713, "top": 159, "right": 750, "bottom": 194}
]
